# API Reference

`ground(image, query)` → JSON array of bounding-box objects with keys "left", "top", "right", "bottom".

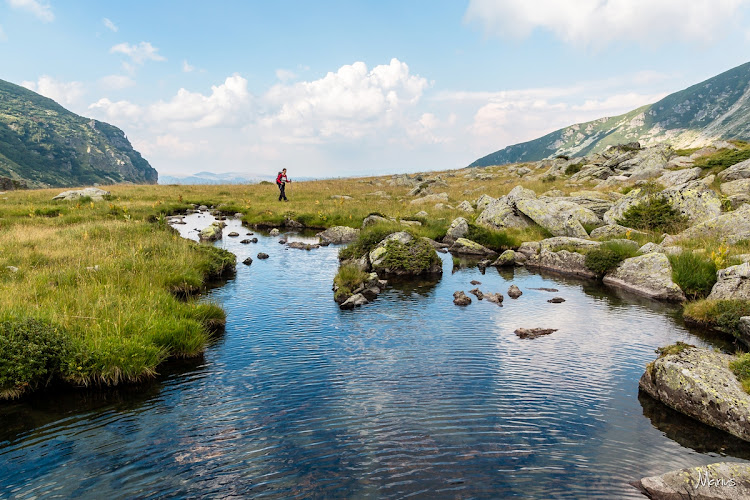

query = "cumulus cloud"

[
  {"left": 88, "top": 98, "right": 143, "bottom": 122},
  {"left": 7, "top": 0, "right": 54, "bottom": 22},
  {"left": 99, "top": 74, "right": 135, "bottom": 90},
  {"left": 103, "top": 17, "right": 118, "bottom": 32},
  {"left": 110, "top": 42, "right": 166, "bottom": 65},
  {"left": 21, "top": 76, "right": 85, "bottom": 108},
  {"left": 464, "top": 0, "right": 749, "bottom": 47}
]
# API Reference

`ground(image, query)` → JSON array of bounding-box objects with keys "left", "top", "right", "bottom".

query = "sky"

[{"left": 1, "top": 0, "right": 750, "bottom": 179}]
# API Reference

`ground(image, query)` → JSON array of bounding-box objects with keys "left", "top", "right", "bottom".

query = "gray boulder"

[
  {"left": 505, "top": 185, "right": 536, "bottom": 207},
  {"left": 453, "top": 291, "right": 471, "bottom": 306},
  {"left": 449, "top": 238, "right": 497, "bottom": 257},
  {"left": 410, "top": 192, "right": 449, "bottom": 205},
  {"left": 637, "top": 462, "right": 750, "bottom": 500},
  {"left": 476, "top": 194, "right": 496, "bottom": 212},
  {"left": 269, "top": 228, "right": 280, "bottom": 236},
  {"left": 640, "top": 347, "right": 750, "bottom": 441},
  {"left": 52, "top": 187, "right": 111, "bottom": 201},
  {"left": 444, "top": 217, "right": 469, "bottom": 244},
  {"left": 589, "top": 224, "right": 643, "bottom": 240},
  {"left": 540, "top": 236, "right": 600, "bottom": 252},
  {"left": 508, "top": 284, "right": 522, "bottom": 298},
  {"left": 515, "top": 198, "right": 597, "bottom": 238},
  {"left": 340, "top": 293, "right": 368, "bottom": 310},
  {"left": 456, "top": 200, "right": 474, "bottom": 213},
  {"left": 492, "top": 250, "right": 516, "bottom": 267},
  {"left": 362, "top": 214, "right": 389, "bottom": 228},
  {"left": 656, "top": 166, "right": 702, "bottom": 187},
  {"left": 562, "top": 196, "right": 613, "bottom": 218},
  {"left": 718, "top": 157, "right": 750, "bottom": 181},
  {"left": 569, "top": 164, "right": 614, "bottom": 182},
  {"left": 199, "top": 221, "right": 226, "bottom": 242},
  {"left": 526, "top": 249, "right": 598, "bottom": 279},
  {"left": 661, "top": 180, "right": 722, "bottom": 223},
  {"left": 317, "top": 226, "right": 360, "bottom": 245},
  {"left": 678, "top": 203, "right": 750, "bottom": 244},
  {"left": 475, "top": 198, "right": 531, "bottom": 230},
  {"left": 708, "top": 262, "right": 750, "bottom": 300},
  {"left": 740, "top": 317, "right": 750, "bottom": 349},
  {"left": 603, "top": 253, "right": 686, "bottom": 301},
  {"left": 720, "top": 178, "right": 750, "bottom": 197}
]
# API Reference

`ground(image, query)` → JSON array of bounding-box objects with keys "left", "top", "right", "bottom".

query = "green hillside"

[
  {"left": 470, "top": 61, "right": 750, "bottom": 167},
  {"left": 0, "top": 79, "right": 157, "bottom": 188}
]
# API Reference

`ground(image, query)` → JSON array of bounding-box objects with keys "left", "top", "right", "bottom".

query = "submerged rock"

[
  {"left": 469, "top": 288, "right": 484, "bottom": 300},
  {"left": 485, "top": 293, "right": 504, "bottom": 304},
  {"left": 639, "top": 347, "right": 750, "bottom": 442},
  {"left": 242, "top": 257, "right": 253, "bottom": 266},
  {"left": 547, "top": 297, "right": 566, "bottom": 303},
  {"left": 287, "top": 242, "right": 320, "bottom": 250},
  {"left": 453, "top": 291, "right": 471, "bottom": 306},
  {"left": 508, "top": 285, "right": 522, "bottom": 298},
  {"left": 240, "top": 239, "right": 251, "bottom": 244},
  {"left": 636, "top": 462, "right": 750, "bottom": 500},
  {"left": 470, "top": 280, "right": 482, "bottom": 285},
  {"left": 257, "top": 253, "right": 269, "bottom": 259},
  {"left": 603, "top": 253, "right": 686, "bottom": 302},
  {"left": 515, "top": 328, "right": 557, "bottom": 339},
  {"left": 228, "top": 232, "right": 239, "bottom": 237},
  {"left": 317, "top": 226, "right": 360, "bottom": 245}
]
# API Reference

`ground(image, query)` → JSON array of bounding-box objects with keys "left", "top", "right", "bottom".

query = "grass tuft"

[
  {"left": 584, "top": 240, "right": 639, "bottom": 276},
  {"left": 668, "top": 252, "right": 717, "bottom": 300},
  {"left": 683, "top": 299, "right": 750, "bottom": 338},
  {"left": 730, "top": 354, "right": 750, "bottom": 394}
]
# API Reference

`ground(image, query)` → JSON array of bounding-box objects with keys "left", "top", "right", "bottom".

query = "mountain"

[
  {"left": 470, "top": 61, "right": 750, "bottom": 167},
  {"left": 158, "top": 171, "right": 272, "bottom": 185},
  {"left": 0, "top": 79, "right": 157, "bottom": 188}
]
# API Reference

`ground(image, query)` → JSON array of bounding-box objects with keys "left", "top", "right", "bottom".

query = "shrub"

[
  {"left": 668, "top": 252, "right": 717, "bottom": 299},
  {"left": 617, "top": 196, "right": 688, "bottom": 233},
  {"left": 565, "top": 162, "right": 583, "bottom": 175},
  {"left": 683, "top": 299, "right": 750, "bottom": 338},
  {"left": 333, "top": 263, "right": 369, "bottom": 301},
  {"left": 693, "top": 147, "right": 750, "bottom": 170},
  {"left": 338, "top": 222, "right": 401, "bottom": 261},
  {"left": 381, "top": 239, "right": 440, "bottom": 274},
  {"left": 555, "top": 154, "right": 570, "bottom": 160},
  {"left": 584, "top": 240, "right": 638, "bottom": 276},
  {"left": 730, "top": 354, "right": 750, "bottom": 394},
  {"left": 466, "top": 223, "right": 519, "bottom": 251},
  {"left": 0, "top": 319, "right": 70, "bottom": 398}
]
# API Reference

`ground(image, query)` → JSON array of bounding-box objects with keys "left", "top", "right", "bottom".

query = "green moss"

[
  {"left": 466, "top": 223, "right": 519, "bottom": 251},
  {"left": 693, "top": 145, "right": 750, "bottom": 170},
  {"left": 730, "top": 353, "right": 750, "bottom": 394},
  {"left": 381, "top": 238, "right": 440, "bottom": 274},
  {"left": 617, "top": 196, "right": 689, "bottom": 233},
  {"left": 338, "top": 222, "right": 403, "bottom": 261},
  {"left": 655, "top": 341, "right": 695, "bottom": 358},
  {"left": 584, "top": 240, "right": 638, "bottom": 276},
  {"left": 668, "top": 252, "right": 717, "bottom": 299}
]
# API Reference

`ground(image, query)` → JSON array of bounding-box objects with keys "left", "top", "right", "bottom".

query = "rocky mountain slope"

[
  {"left": 0, "top": 79, "right": 157, "bottom": 188},
  {"left": 470, "top": 61, "right": 750, "bottom": 167}
]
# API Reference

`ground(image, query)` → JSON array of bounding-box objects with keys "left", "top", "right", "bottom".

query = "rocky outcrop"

[
  {"left": 410, "top": 192, "right": 449, "bottom": 205},
  {"left": 639, "top": 347, "right": 750, "bottom": 441},
  {"left": 492, "top": 250, "right": 516, "bottom": 267},
  {"left": 603, "top": 253, "right": 686, "bottom": 301},
  {"left": 661, "top": 180, "right": 722, "bottom": 223},
  {"left": 456, "top": 200, "right": 474, "bottom": 213},
  {"left": 740, "top": 317, "right": 750, "bottom": 349},
  {"left": 720, "top": 178, "right": 750, "bottom": 197},
  {"left": 475, "top": 198, "right": 531, "bottom": 230},
  {"left": 527, "top": 249, "right": 597, "bottom": 279},
  {"left": 448, "top": 238, "right": 497, "bottom": 257},
  {"left": 589, "top": 224, "right": 642, "bottom": 240},
  {"left": 369, "top": 232, "right": 442, "bottom": 276},
  {"left": 718, "top": 158, "right": 750, "bottom": 181},
  {"left": 317, "top": 226, "right": 360, "bottom": 245},
  {"left": 656, "top": 166, "right": 702, "bottom": 187},
  {"left": 337, "top": 272, "right": 387, "bottom": 310},
  {"left": 52, "top": 187, "right": 111, "bottom": 201},
  {"left": 708, "top": 262, "right": 750, "bottom": 300},
  {"left": 636, "top": 462, "right": 750, "bottom": 500},
  {"left": 443, "top": 217, "right": 469, "bottom": 244},
  {"left": 199, "top": 221, "right": 225, "bottom": 242},
  {"left": 678, "top": 203, "right": 750, "bottom": 244},
  {"left": 453, "top": 291, "right": 471, "bottom": 306}
]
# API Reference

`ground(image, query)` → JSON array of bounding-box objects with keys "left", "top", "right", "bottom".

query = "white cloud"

[
  {"left": 88, "top": 97, "right": 143, "bottom": 122},
  {"left": 182, "top": 60, "right": 195, "bottom": 72},
  {"left": 99, "top": 74, "right": 136, "bottom": 90},
  {"left": 0, "top": 25, "right": 6, "bottom": 42},
  {"left": 275, "top": 69, "right": 297, "bottom": 82},
  {"left": 110, "top": 42, "right": 166, "bottom": 65},
  {"left": 103, "top": 17, "right": 118, "bottom": 32},
  {"left": 464, "top": 0, "right": 749, "bottom": 47},
  {"left": 21, "top": 76, "right": 85, "bottom": 108},
  {"left": 7, "top": 0, "right": 54, "bottom": 22}
]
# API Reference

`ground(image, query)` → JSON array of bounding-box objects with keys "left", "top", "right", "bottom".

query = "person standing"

[{"left": 276, "top": 168, "right": 291, "bottom": 201}]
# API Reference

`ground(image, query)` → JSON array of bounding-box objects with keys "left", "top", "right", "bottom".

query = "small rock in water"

[
  {"left": 269, "top": 228, "right": 280, "bottom": 236},
  {"left": 470, "top": 280, "right": 482, "bottom": 285},
  {"left": 228, "top": 232, "right": 239, "bottom": 237},
  {"left": 531, "top": 287, "right": 559, "bottom": 292},
  {"left": 340, "top": 293, "right": 368, "bottom": 310},
  {"left": 508, "top": 284, "right": 523, "bottom": 299},
  {"left": 469, "top": 288, "right": 484, "bottom": 300},
  {"left": 547, "top": 297, "right": 566, "bottom": 303},
  {"left": 242, "top": 257, "right": 253, "bottom": 266},
  {"left": 246, "top": 232, "right": 254, "bottom": 236},
  {"left": 485, "top": 293, "right": 504, "bottom": 305},
  {"left": 257, "top": 253, "right": 269, "bottom": 259},
  {"left": 251, "top": 237, "right": 258, "bottom": 243},
  {"left": 515, "top": 328, "right": 557, "bottom": 339},
  {"left": 278, "top": 237, "right": 287, "bottom": 244},
  {"left": 240, "top": 239, "right": 251, "bottom": 244},
  {"left": 453, "top": 291, "right": 471, "bottom": 306}
]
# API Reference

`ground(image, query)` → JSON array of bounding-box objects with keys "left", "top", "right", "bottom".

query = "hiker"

[{"left": 276, "top": 168, "right": 291, "bottom": 201}]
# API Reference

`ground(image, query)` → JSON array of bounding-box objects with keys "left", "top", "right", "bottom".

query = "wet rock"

[
  {"left": 250, "top": 237, "right": 258, "bottom": 243},
  {"left": 603, "top": 253, "right": 686, "bottom": 301},
  {"left": 444, "top": 217, "right": 469, "bottom": 244},
  {"left": 317, "top": 226, "right": 360, "bottom": 244},
  {"left": 199, "top": 221, "right": 226, "bottom": 242},
  {"left": 453, "top": 291, "right": 471, "bottom": 306},
  {"left": 269, "top": 228, "right": 280, "bottom": 236},
  {"left": 508, "top": 285, "right": 522, "bottom": 298},
  {"left": 470, "top": 280, "right": 482, "bottom": 285},
  {"left": 240, "top": 239, "right": 251, "bottom": 244},
  {"left": 257, "top": 253, "right": 269, "bottom": 259},
  {"left": 469, "top": 288, "right": 484, "bottom": 300},
  {"left": 639, "top": 347, "right": 750, "bottom": 442},
  {"left": 246, "top": 232, "right": 254, "bottom": 236},
  {"left": 485, "top": 293, "right": 504, "bottom": 304},
  {"left": 242, "top": 257, "right": 253, "bottom": 266},
  {"left": 708, "top": 262, "right": 750, "bottom": 300},
  {"left": 52, "top": 187, "right": 111, "bottom": 201},
  {"left": 340, "top": 293, "right": 368, "bottom": 310},
  {"left": 228, "top": 232, "right": 239, "bottom": 237},
  {"left": 547, "top": 297, "right": 566, "bottom": 303},
  {"left": 636, "top": 462, "right": 750, "bottom": 500},
  {"left": 287, "top": 242, "right": 320, "bottom": 250},
  {"left": 278, "top": 236, "right": 287, "bottom": 244},
  {"left": 449, "top": 237, "right": 497, "bottom": 257},
  {"left": 515, "top": 328, "right": 557, "bottom": 339},
  {"left": 531, "top": 287, "right": 559, "bottom": 292},
  {"left": 492, "top": 249, "right": 516, "bottom": 267}
]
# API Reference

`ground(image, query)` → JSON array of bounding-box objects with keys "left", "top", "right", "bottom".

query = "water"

[{"left": 1, "top": 213, "right": 749, "bottom": 499}]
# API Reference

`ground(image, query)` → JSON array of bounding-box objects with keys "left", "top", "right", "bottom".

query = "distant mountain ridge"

[
  {"left": 470, "top": 61, "right": 750, "bottom": 167},
  {"left": 0, "top": 79, "right": 157, "bottom": 188}
]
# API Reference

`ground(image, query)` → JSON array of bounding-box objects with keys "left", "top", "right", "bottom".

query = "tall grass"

[
  {"left": 730, "top": 354, "right": 750, "bottom": 394},
  {"left": 683, "top": 299, "right": 750, "bottom": 338},
  {"left": 668, "top": 252, "right": 717, "bottom": 299},
  {"left": 584, "top": 240, "right": 639, "bottom": 276}
]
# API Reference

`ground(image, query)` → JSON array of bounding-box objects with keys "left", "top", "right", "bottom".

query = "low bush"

[
  {"left": 668, "top": 252, "right": 717, "bottom": 299},
  {"left": 381, "top": 239, "right": 441, "bottom": 274},
  {"left": 617, "top": 196, "right": 688, "bottom": 233},
  {"left": 584, "top": 240, "right": 639, "bottom": 276},
  {"left": 730, "top": 354, "right": 750, "bottom": 394},
  {"left": 338, "top": 222, "right": 402, "bottom": 261},
  {"left": 564, "top": 162, "right": 583, "bottom": 175},
  {"left": 693, "top": 144, "right": 750, "bottom": 170},
  {"left": 683, "top": 299, "right": 750, "bottom": 338},
  {"left": 466, "top": 223, "right": 519, "bottom": 251},
  {"left": 0, "top": 319, "right": 71, "bottom": 398}
]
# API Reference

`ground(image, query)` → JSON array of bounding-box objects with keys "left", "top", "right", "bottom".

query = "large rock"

[
  {"left": 52, "top": 187, "right": 111, "bottom": 201},
  {"left": 317, "top": 226, "right": 360, "bottom": 244},
  {"left": 369, "top": 232, "right": 442, "bottom": 276},
  {"left": 640, "top": 347, "right": 750, "bottom": 441},
  {"left": 561, "top": 196, "right": 614, "bottom": 218},
  {"left": 475, "top": 199, "right": 531, "bottom": 230},
  {"left": 678, "top": 203, "right": 750, "bottom": 244},
  {"left": 617, "top": 143, "right": 672, "bottom": 177},
  {"left": 526, "top": 249, "right": 598, "bottom": 279},
  {"left": 362, "top": 214, "right": 389, "bottom": 228},
  {"left": 505, "top": 185, "right": 536, "bottom": 207},
  {"left": 568, "top": 164, "right": 614, "bottom": 182},
  {"left": 603, "top": 253, "right": 686, "bottom": 301},
  {"left": 720, "top": 178, "right": 750, "bottom": 197},
  {"left": 410, "top": 192, "right": 449, "bottom": 205},
  {"left": 199, "top": 221, "right": 225, "bottom": 242},
  {"left": 449, "top": 238, "right": 497, "bottom": 257},
  {"left": 476, "top": 194, "right": 496, "bottom": 212},
  {"left": 708, "top": 262, "right": 750, "bottom": 300},
  {"left": 657, "top": 167, "right": 702, "bottom": 187},
  {"left": 589, "top": 224, "right": 643, "bottom": 240},
  {"left": 540, "top": 236, "right": 600, "bottom": 252},
  {"left": 637, "top": 463, "right": 750, "bottom": 500},
  {"left": 661, "top": 180, "right": 723, "bottom": 223},
  {"left": 444, "top": 217, "right": 469, "bottom": 244},
  {"left": 515, "top": 198, "right": 597, "bottom": 238},
  {"left": 456, "top": 200, "right": 474, "bottom": 213},
  {"left": 740, "top": 317, "right": 750, "bottom": 349},
  {"left": 492, "top": 250, "right": 517, "bottom": 267},
  {"left": 718, "top": 158, "right": 750, "bottom": 181}
]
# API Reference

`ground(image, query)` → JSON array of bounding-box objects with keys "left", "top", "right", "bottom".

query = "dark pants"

[{"left": 277, "top": 182, "right": 287, "bottom": 201}]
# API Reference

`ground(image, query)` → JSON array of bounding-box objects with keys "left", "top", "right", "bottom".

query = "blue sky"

[{"left": 1, "top": 0, "right": 750, "bottom": 179}]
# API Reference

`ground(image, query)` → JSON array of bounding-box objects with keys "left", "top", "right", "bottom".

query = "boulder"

[
  {"left": 242, "top": 257, "right": 253, "bottom": 266},
  {"left": 269, "top": 228, "right": 280, "bottom": 236},
  {"left": 678, "top": 203, "right": 750, "bottom": 244},
  {"left": 340, "top": 293, "right": 368, "bottom": 310},
  {"left": 656, "top": 166, "right": 702, "bottom": 187},
  {"left": 508, "top": 284, "right": 522, "bottom": 298},
  {"left": 589, "top": 224, "right": 643, "bottom": 240},
  {"left": 540, "top": 236, "right": 600, "bottom": 252},
  {"left": 515, "top": 328, "right": 557, "bottom": 339},
  {"left": 515, "top": 198, "right": 598, "bottom": 238},
  {"left": 505, "top": 185, "right": 537, "bottom": 207},
  {"left": 476, "top": 194, "right": 496, "bottom": 212},
  {"left": 661, "top": 180, "right": 722, "bottom": 223},
  {"left": 717, "top": 158, "right": 750, "bottom": 181},
  {"left": 708, "top": 262, "right": 750, "bottom": 300},
  {"left": 640, "top": 347, "right": 750, "bottom": 441},
  {"left": 362, "top": 214, "right": 389, "bottom": 228},
  {"left": 562, "top": 196, "right": 614, "bottom": 218},
  {"left": 475, "top": 199, "right": 532, "bottom": 230},
  {"left": 492, "top": 250, "right": 516, "bottom": 267},
  {"left": 257, "top": 253, "right": 269, "bottom": 259},
  {"left": 637, "top": 463, "right": 750, "bottom": 499},
  {"left": 526, "top": 249, "right": 598, "bottom": 279},
  {"left": 444, "top": 217, "right": 469, "bottom": 244},
  {"left": 638, "top": 242, "right": 662, "bottom": 254},
  {"left": 52, "top": 187, "right": 111, "bottom": 201},
  {"left": 410, "top": 192, "right": 449, "bottom": 205},
  {"left": 457, "top": 200, "right": 475, "bottom": 213},
  {"left": 199, "top": 221, "right": 225, "bottom": 242},
  {"left": 415, "top": 211, "right": 429, "bottom": 217},
  {"left": 453, "top": 291, "right": 471, "bottom": 306},
  {"left": 720, "top": 178, "right": 750, "bottom": 197},
  {"left": 240, "top": 239, "right": 251, "bottom": 244},
  {"left": 449, "top": 237, "right": 497, "bottom": 257},
  {"left": 603, "top": 253, "right": 686, "bottom": 301},
  {"left": 617, "top": 143, "right": 672, "bottom": 176},
  {"left": 485, "top": 293, "right": 504, "bottom": 304},
  {"left": 740, "top": 317, "right": 750, "bottom": 349},
  {"left": 369, "top": 232, "right": 442, "bottom": 276},
  {"left": 317, "top": 226, "right": 360, "bottom": 245},
  {"left": 569, "top": 164, "right": 614, "bottom": 182}
]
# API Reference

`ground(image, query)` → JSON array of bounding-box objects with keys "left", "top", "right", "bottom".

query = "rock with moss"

[
  {"left": 589, "top": 224, "right": 644, "bottom": 240},
  {"left": 718, "top": 158, "right": 750, "bottom": 181},
  {"left": 475, "top": 198, "right": 531, "bottom": 230},
  {"left": 448, "top": 237, "right": 497, "bottom": 257},
  {"left": 444, "top": 217, "right": 469, "bottom": 244},
  {"left": 739, "top": 317, "right": 750, "bottom": 348},
  {"left": 640, "top": 347, "right": 750, "bottom": 441},
  {"left": 708, "top": 262, "right": 750, "bottom": 300},
  {"left": 410, "top": 192, "right": 449, "bottom": 205},
  {"left": 561, "top": 195, "right": 614, "bottom": 217},
  {"left": 656, "top": 166, "right": 702, "bottom": 188},
  {"left": 369, "top": 232, "right": 442, "bottom": 276},
  {"left": 476, "top": 194, "right": 496, "bottom": 212},
  {"left": 53, "top": 187, "right": 111, "bottom": 201},
  {"left": 661, "top": 180, "right": 722, "bottom": 223},
  {"left": 515, "top": 198, "right": 597, "bottom": 238},
  {"left": 540, "top": 236, "right": 600, "bottom": 252},
  {"left": 678, "top": 203, "right": 750, "bottom": 244},
  {"left": 199, "top": 221, "right": 226, "bottom": 242},
  {"left": 636, "top": 462, "right": 750, "bottom": 499},
  {"left": 720, "top": 178, "right": 750, "bottom": 197},
  {"left": 457, "top": 200, "right": 474, "bottom": 213},
  {"left": 603, "top": 253, "right": 686, "bottom": 301},
  {"left": 492, "top": 250, "right": 517, "bottom": 267},
  {"left": 317, "top": 226, "right": 360, "bottom": 245},
  {"left": 526, "top": 249, "right": 598, "bottom": 279}
]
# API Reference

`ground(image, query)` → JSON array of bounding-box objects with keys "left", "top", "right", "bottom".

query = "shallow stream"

[{"left": 1, "top": 212, "right": 749, "bottom": 498}]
